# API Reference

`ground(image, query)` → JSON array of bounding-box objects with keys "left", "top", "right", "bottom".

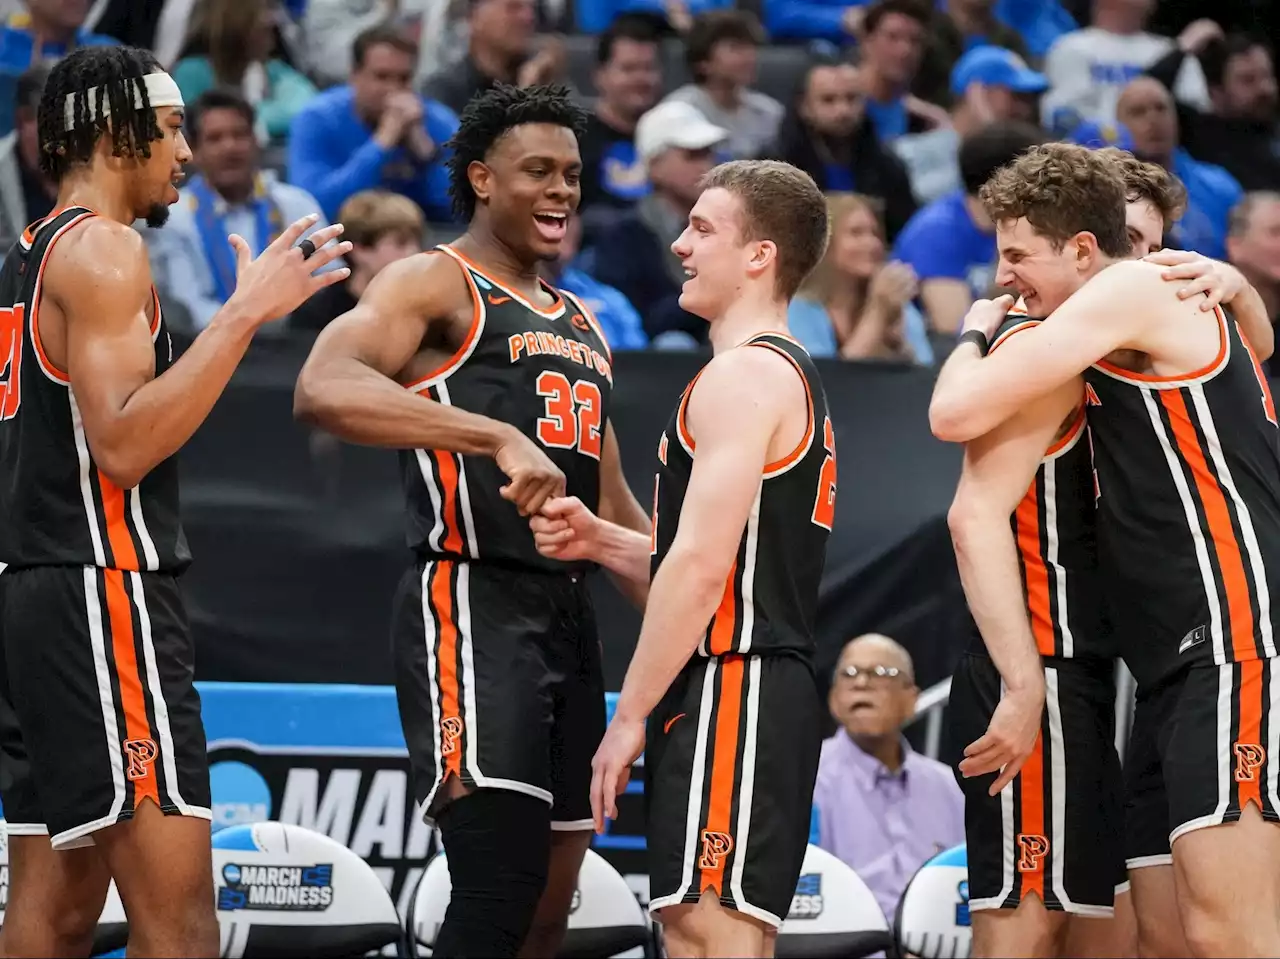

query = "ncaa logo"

[
  {"left": 210, "top": 761, "right": 272, "bottom": 833},
  {"left": 787, "top": 873, "right": 823, "bottom": 920}
]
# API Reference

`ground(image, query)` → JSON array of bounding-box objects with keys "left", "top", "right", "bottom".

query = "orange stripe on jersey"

[
  {"left": 750, "top": 341, "right": 815, "bottom": 474},
  {"left": 990, "top": 320, "right": 1039, "bottom": 353},
  {"left": 405, "top": 253, "right": 484, "bottom": 391},
  {"left": 1044, "top": 410, "right": 1085, "bottom": 457},
  {"left": 103, "top": 569, "right": 159, "bottom": 809},
  {"left": 430, "top": 562, "right": 463, "bottom": 777},
  {"left": 701, "top": 655, "right": 745, "bottom": 897},
  {"left": 1096, "top": 307, "right": 1228, "bottom": 383},
  {"left": 1159, "top": 390, "right": 1257, "bottom": 661},
  {"left": 1237, "top": 660, "right": 1265, "bottom": 813},
  {"left": 1014, "top": 489, "right": 1056, "bottom": 658},
  {"left": 30, "top": 210, "right": 98, "bottom": 384},
  {"left": 706, "top": 558, "right": 739, "bottom": 655},
  {"left": 675, "top": 371, "right": 706, "bottom": 454},
  {"left": 1018, "top": 731, "right": 1046, "bottom": 902},
  {"left": 98, "top": 472, "right": 140, "bottom": 571},
  {"left": 432, "top": 451, "right": 465, "bottom": 554}
]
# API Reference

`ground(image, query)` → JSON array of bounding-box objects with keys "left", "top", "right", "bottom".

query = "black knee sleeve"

[{"left": 432, "top": 788, "right": 551, "bottom": 958}]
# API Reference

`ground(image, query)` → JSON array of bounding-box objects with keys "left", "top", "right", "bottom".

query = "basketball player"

[
  {"left": 530, "top": 159, "right": 834, "bottom": 959},
  {"left": 293, "top": 84, "right": 650, "bottom": 958},
  {"left": 0, "top": 46, "right": 349, "bottom": 957},
  {"left": 930, "top": 142, "right": 1280, "bottom": 958}
]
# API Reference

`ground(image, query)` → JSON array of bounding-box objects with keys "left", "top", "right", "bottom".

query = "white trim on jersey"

[
  {"left": 69, "top": 390, "right": 107, "bottom": 568},
  {"left": 649, "top": 659, "right": 718, "bottom": 914},
  {"left": 1042, "top": 457, "right": 1074, "bottom": 658},
  {"left": 84, "top": 566, "right": 126, "bottom": 825},
  {"left": 1269, "top": 659, "right": 1280, "bottom": 821},
  {"left": 130, "top": 571, "right": 198, "bottom": 817},
  {"left": 1191, "top": 384, "right": 1276, "bottom": 658},
  {"left": 436, "top": 381, "right": 480, "bottom": 558},
  {"left": 1046, "top": 668, "right": 1113, "bottom": 917},
  {"left": 1169, "top": 663, "right": 1234, "bottom": 844},
  {"left": 129, "top": 488, "right": 160, "bottom": 571},
  {"left": 735, "top": 485, "right": 761, "bottom": 655},
  {"left": 1140, "top": 388, "right": 1228, "bottom": 664},
  {"left": 407, "top": 249, "right": 489, "bottom": 393},
  {"left": 1125, "top": 854, "right": 1173, "bottom": 870},
  {"left": 419, "top": 561, "right": 447, "bottom": 815},
  {"left": 415, "top": 451, "right": 447, "bottom": 554},
  {"left": 28, "top": 210, "right": 95, "bottom": 386}
]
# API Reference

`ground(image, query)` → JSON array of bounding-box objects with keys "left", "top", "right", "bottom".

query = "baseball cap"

[
  {"left": 950, "top": 46, "right": 1049, "bottom": 98},
  {"left": 1068, "top": 119, "right": 1136, "bottom": 151},
  {"left": 635, "top": 100, "right": 730, "bottom": 165}
]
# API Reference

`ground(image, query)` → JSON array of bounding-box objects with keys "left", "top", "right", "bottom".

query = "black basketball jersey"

[
  {"left": 650, "top": 333, "right": 834, "bottom": 659},
  {"left": 0, "top": 207, "right": 188, "bottom": 571},
  {"left": 1084, "top": 305, "right": 1280, "bottom": 687},
  {"left": 400, "top": 244, "right": 614, "bottom": 573},
  {"left": 988, "top": 315, "right": 1107, "bottom": 661}
]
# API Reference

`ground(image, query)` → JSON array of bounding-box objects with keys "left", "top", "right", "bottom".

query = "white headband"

[{"left": 63, "top": 72, "right": 185, "bottom": 131}]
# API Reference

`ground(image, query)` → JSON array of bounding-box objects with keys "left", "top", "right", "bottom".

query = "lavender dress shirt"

[{"left": 812, "top": 731, "right": 965, "bottom": 922}]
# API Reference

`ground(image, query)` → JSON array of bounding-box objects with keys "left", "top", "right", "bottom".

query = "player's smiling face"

[
  {"left": 671, "top": 187, "right": 757, "bottom": 320},
  {"left": 475, "top": 122, "right": 581, "bottom": 262},
  {"left": 993, "top": 216, "right": 1095, "bottom": 317}
]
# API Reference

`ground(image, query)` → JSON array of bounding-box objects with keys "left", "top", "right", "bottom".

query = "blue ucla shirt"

[{"left": 891, "top": 190, "right": 996, "bottom": 298}]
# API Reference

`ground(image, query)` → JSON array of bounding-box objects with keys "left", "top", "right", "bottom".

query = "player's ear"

[
  {"left": 467, "top": 160, "right": 493, "bottom": 207},
  {"left": 746, "top": 239, "right": 778, "bottom": 281},
  {"left": 1073, "top": 231, "right": 1098, "bottom": 269}
]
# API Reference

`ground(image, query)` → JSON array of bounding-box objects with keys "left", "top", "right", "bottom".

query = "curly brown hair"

[
  {"left": 701, "top": 160, "right": 830, "bottom": 300},
  {"left": 979, "top": 143, "right": 1131, "bottom": 258},
  {"left": 1096, "top": 146, "right": 1188, "bottom": 229}
]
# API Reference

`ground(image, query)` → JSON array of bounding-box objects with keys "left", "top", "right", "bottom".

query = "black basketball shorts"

[
  {"left": 646, "top": 653, "right": 822, "bottom": 929},
  {"left": 1125, "top": 658, "right": 1280, "bottom": 869},
  {"left": 393, "top": 559, "right": 605, "bottom": 829},
  {"left": 0, "top": 565, "right": 210, "bottom": 849},
  {"left": 947, "top": 651, "right": 1124, "bottom": 917}
]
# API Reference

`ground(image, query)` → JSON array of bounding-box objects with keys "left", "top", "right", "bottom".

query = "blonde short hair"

[{"left": 337, "top": 190, "right": 425, "bottom": 248}]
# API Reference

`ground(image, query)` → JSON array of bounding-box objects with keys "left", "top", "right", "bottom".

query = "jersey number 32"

[{"left": 0, "top": 304, "right": 24, "bottom": 421}]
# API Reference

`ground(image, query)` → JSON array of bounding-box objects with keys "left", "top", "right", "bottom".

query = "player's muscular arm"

[
  {"left": 295, "top": 255, "right": 507, "bottom": 452},
  {"left": 930, "top": 261, "right": 1160, "bottom": 442},
  {"left": 57, "top": 224, "right": 265, "bottom": 490},
  {"left": 611, "top": 348, "right": 798, "bottom": 725}
]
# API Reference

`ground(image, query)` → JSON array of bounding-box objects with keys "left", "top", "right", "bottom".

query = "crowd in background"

[
  {"left": 1, "top": 0, "right": 1277, "bottom": 366},
  {"left": 0, "top": 0, "right": 1279, "bottom": 927}
]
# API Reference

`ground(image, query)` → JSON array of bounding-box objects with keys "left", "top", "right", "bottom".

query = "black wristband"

[{"left": 959, "top": 329, "right": 989, "bottom": 356}]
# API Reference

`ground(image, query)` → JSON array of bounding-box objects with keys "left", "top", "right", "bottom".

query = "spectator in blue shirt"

[
  {"left": 147, "top": 89, "right": 334, "bottom": 330},
  {"left": 0, "top": 0, "right": 117, "bottom": 135},
  {"left": 993, "top": 0, "right": 1075, "bottom": 59},
  {"left": 854, "top": 0, "right": 947, "bottom": 144},
  {"left": 288, "top": 25, "right": 458, "bottom": 224},
  {"left": 892, "top": 120, "right": 1043, "bottom": 333},
  {"left": 548, "top": 213, "right": 648, "bottom": 350},
  {"left": 1117, "top": 76, "right": 1242, "bottom": 261},
  {"left": 575, "top": 0, "right": 731, "bottom": 36}
]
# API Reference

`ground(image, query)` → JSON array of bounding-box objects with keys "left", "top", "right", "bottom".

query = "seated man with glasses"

[{"left": 812, "top": 633, "right": 965, "bottom": 923}]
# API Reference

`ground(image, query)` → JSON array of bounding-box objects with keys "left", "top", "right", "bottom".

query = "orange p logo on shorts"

[
  {"left": 123, "top": 738, "right": 158, "bottom": 782},
  {"left": 1235, "top": 742, "right": 1266, "bottom": 782},
  {"left": 440, "top": 717, "right": 463, "bottom": 757},
  {"left": 1017, "top": 834, "right": 1049, "bottom": 873},
  {"left": 698, "top": 830, "right": 734, "bottom": 870}
]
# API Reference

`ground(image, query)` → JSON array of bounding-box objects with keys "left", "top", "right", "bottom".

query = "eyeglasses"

[{"left": 838, "top": 664, "right": 909, "bottom": 685}]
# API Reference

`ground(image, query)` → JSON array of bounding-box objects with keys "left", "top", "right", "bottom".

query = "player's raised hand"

[
  {"left": 228, "top": 214, "right": 351, "bottom": 326},
  {"left": 590, "top": 715, "right": 645, "bottom": 833},
  {"left": 494, "top": 429, "right": 566, "bottom": 517},
  {"left": 959, "top": 682, "right": 1044, "bottom": 796},
  {"left": 962, "top": 294, "right": 1015, "bottom": 340},
  {"left": 1145, "top": 248, "right": 1243, "bottom": 310},
  {"left": 530, "top": 496, "right": 601, "bottom": 562}
]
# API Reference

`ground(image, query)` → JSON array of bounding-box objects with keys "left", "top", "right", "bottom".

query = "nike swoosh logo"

[
  {"left": 488, "top": 294, "right": 511, "bottom": 305},
  {"left": 663, "top": 713, "right": 686, "bottom": 734}
]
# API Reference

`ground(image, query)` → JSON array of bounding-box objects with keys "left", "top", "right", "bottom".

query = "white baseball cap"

[{"left": 635, "top": 100, "right": 730, "bottom": 165}]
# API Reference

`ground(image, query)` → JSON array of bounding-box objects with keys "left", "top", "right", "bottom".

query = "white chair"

[
  {"left": 212, "top": 821, "right": 401, "bottom": 958},
  {"left": 894, "top": 844, "right": 972, "bottom": 959},
  {"left": 407, "top": 847, "right": 650, "bottom": 957},
  {"left": 774, "top": 844, "right": 892, "bottom": 959},
  {"left": 0, "top": 820, "right": 129, "bottom": 955}
]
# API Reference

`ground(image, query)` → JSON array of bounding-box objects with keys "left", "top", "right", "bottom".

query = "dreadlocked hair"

[
  {"left": 445, "top": 83, "right": 587, "bottom": 222},
  {"left": 37, "top": 45, "right": 166, "bottom": 182}
]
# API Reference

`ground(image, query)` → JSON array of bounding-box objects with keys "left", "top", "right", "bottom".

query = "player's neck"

[
  {"left": 55, "top": 171, "right": 133, "bottom": 225},
  {"left": 453, "top": 227, "right": 542, "bottom": 290},
  {"left": 708, "top": 294, "right": 789, "bottom": 354}
]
